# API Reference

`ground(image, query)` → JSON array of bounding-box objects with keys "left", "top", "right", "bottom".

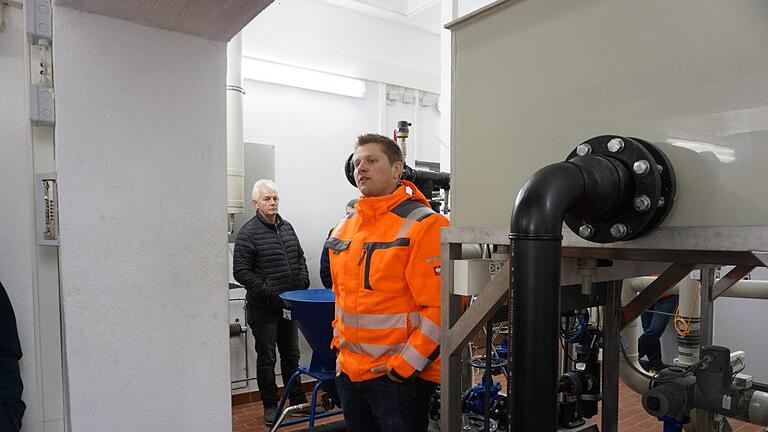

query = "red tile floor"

[{"left": 232, "top": 381, "right": 765, "bottom": 432}]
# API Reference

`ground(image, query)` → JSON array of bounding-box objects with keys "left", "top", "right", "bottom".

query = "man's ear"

[
  {"left": 251, "top": 200, "right": 259, "bottom": 210},
  {"left": 393, "top": 161, "right": 404, "bottom": 178}
]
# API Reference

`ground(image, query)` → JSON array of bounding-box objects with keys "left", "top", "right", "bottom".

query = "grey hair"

[{"left": 251, "top": 179, "right": 278, "bottom": 201}]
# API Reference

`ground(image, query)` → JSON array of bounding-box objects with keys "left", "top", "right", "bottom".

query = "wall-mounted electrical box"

[
  {"left": 30, "top": 85, "right": 55, "bottom": 126},
  {"left": 35, "top": 173, "right": 59, "bottom": 246},
  {"left": 453, "top": 259, "right": 505, "bottom": 296},
  {"left": 26, "top": 0, "right": 52, "bottom": 43}
]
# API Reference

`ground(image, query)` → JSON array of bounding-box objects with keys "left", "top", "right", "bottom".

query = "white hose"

[
  {"left": 619, "top": 280, "right": 652, "bottom": 394},
  {"left": 629, "top": 277, "right": 768, "bottom": 300}
]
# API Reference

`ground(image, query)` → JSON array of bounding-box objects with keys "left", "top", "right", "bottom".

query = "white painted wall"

[
  {"left": 242, "top": 79, "right": 377, "bottom": 289},
  {"left": 241, "top": 78, "right": 441, "bottom": 291},
  {"left": 0, "top": 7, "right": 42, "bottom": 432},
  {"left": 714, "top": 267, "right": 768, "bottom": 382},
  {"left": 242, "top": 0, "right": 441, "bottom": 93},
  {"left": 384, "top": 88, "right": 442, "bottom": 166},
  {"left": 53, "top": 8, "right": 230, "bottom": 432},
  {"left": 439, "top": 0, "right": 455, "bottom": 175},
  {"left": 457, "top": 0, "right": 496, "bottom": 17}
]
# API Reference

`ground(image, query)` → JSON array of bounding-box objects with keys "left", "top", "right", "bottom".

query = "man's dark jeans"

[
  {"left": 248, "top": 309, "right": 305, "bottom": 407},
  {"left": 639, "top": 294, "right": 679, "bottom": 370},
  {"left": 335, "top": 372, "right": 435, "bottom": 432}
]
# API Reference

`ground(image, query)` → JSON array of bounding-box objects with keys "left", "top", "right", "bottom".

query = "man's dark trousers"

[
  {"left": 335, "top": 372, "right": 435, "bottom": 432},
  {"left": 638, "top": 294, "right": 679, "bottom": 371},
  {"left": 248, "top": 309, "right": 306, "bottom": 407}
]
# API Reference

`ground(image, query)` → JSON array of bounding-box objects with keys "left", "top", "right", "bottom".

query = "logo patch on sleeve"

[{"left": 433, "top": 265, "right": 442, "bottom": 276}]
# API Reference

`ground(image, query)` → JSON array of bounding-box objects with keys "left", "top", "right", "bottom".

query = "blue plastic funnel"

[{"left": 280, "top": 289, "right": 336, "bottom": 374}]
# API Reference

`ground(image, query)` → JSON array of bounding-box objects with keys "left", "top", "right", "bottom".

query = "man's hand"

[
  {"left": 385, "top": 369, "right": 404, "bottom": 383},
  {"left": 371, "top": 364, "right": 404, "bottom": 383}
]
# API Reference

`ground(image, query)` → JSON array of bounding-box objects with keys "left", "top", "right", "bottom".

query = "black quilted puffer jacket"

[
  {"left": 233, "top": 212, "right": 310, "bottom": 313},
  {"left": 0, "top": 281, "right": 25, "bottom": 432}
]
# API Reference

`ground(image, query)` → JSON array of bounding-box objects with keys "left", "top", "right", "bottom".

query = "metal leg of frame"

[
  {"left": 695, "top": 265, "right": 716, "bottom": 431},
  {"left": 441, "top": 242, "right": 464, "bottom": 432},
  {"left": 601, "top": 280, "right": 621, "bottom": 432}
]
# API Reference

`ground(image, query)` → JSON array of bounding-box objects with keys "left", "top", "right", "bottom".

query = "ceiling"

[
  {"left": 317, "top": 0, "right": 442, "bottom": 34},
  {"left": 54, "top": 0, "right": 273, "bottom": 41}
]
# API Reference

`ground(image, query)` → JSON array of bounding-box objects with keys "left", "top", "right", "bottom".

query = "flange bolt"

[
  {"left": 607, "top": 138, "right": 625, "bottom": 153},
  {"left": 633, "top": 159, "right": 650, "bottom": 176},
  {"left": 578, "top": 224, "right": 594, "bottom": 238},
  {"left": 610, "top": 223, "right": 628, "bottom": 239},
  {"left": 576, "top": 144, "right": 592, "bottom": 156},
  {"left": 633, "top": 195, "right": 652, "bottom": 212}
]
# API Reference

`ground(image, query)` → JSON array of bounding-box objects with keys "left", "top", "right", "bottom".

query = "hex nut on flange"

[
  {"left": 576, "top": 144, "right": 592, "bottom": 156},
  {"left": 578, "top": 224, "right": 594, "bottom": 238},
  {"left": 633, "top": 195, "right": 652, "bottom": 212},
  {"left": 607, "top": 138, "right": 625, "bottom": 153},
  {"left": 610, "top": 223, "right": 628, "bottom": 239}
]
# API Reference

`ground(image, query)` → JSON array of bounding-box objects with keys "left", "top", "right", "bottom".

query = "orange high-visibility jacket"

[{"left": 327, "top": 181, "right": 449, "bottom": 384}]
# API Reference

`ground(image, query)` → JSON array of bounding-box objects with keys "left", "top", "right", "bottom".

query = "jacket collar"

[
  {"left": 355, "top": 181, "right": 431, "bottom": 219},
  {"left": 256, "top": 210, "right": 283, "bottom": 229}
]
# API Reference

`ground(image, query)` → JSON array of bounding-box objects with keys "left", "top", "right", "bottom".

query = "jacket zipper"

[
  {"left": 276, "top": 225, "right": 294, "bottom": 289},
  {"left": 357, "top": 249, "right": 368, "bottom": 291}
]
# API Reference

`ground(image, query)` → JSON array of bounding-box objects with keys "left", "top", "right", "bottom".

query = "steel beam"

[
  {"left": 440, "top": 242, "right": 463, "bottom": 432},
  {"left": 696, "top": 266, "right": 716, "bottom": 431},
  {"left": 601, "top": 281, "right": 621, "bottom": 432},
  {"left": 711, "top": 265, "right": 756, "bottom": 300},
  {"left": 448, "top": 263, "right": 509, "bottom": 356},
  {"left": 751, "top": 251, "right": 768, "bottom": 268},
  {"left": 442, "top": 227, "right": 768, "bottom": 266},
  {"left": 620, "top": 262, "right": 696, "bottom": 329}
]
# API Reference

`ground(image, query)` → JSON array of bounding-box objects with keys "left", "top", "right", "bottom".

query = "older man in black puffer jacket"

[
  {"left": 1, "top": 280, "right": 25, "bottom": 432},
  {"left": 233, "top": 179, "right": 310, "bottom": 425}
]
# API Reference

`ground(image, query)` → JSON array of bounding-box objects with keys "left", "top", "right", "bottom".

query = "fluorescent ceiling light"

[
  {"left": 241, "top": 57, "right": 366, "bottom": 98},
  {"left": 666, "top": 138, "right": 735, "bottom": 163}
]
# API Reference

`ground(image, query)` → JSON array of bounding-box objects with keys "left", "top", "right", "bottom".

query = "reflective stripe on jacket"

[{"left": 327, "top": 181, "right": 449, "bottom": 383}]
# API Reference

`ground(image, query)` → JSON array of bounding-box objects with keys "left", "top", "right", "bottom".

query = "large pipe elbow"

[
  {"left": 509, "top": 137, "right": 676, "bottom": 432},
  {"left": 511, "top": 162, "right": 585, "bottom": 238},
  {"left": 510, "top": 157, "right": 626, "bottom": 431}
]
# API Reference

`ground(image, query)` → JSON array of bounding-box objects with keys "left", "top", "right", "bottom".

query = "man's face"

[
  {"left": 253, "top": 187, "right": 279, "bottom": 217},
  {"left": 352, "top": 143, "right": 403, "bottom": 197}
]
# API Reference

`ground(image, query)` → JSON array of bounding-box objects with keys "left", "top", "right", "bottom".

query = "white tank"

[{"left": 449, "top": 0, "right": 768, "bottom": 229}]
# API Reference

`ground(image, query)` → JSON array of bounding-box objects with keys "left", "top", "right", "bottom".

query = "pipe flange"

[
  {"left": 564, "top": 135, "right": 676, "bottom": 243},
  {"left": 632, "top": 137, "right": 676, "bottom": 236}
]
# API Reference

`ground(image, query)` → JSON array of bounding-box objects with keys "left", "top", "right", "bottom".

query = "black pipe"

[
  {"left": 509, "top": 157, "right": 627, "bottom": 431},
  {"left": 401, "top": 165, "right": 451, "bottom": 190}
]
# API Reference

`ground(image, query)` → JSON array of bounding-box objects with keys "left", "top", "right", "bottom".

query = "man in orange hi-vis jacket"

[{"left": 325, "top": 133, "right": 449, "bottom": 432}]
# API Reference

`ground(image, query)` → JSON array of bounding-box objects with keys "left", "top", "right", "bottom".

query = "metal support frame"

[
  {"left": 620, "top": 263, "right": 697, "bottom": 328},
  {"left": 695, "top": 266, "right": 716, "bottom": 431},
  {"left": 441, "top": 226, "right": 768, "bottom": 432},
  {"left": 440, "top": 242, "right": 463, "bottom": 431},
  {"left": 711, "top": 265, "right": 756, "bottom": 300},
  {"left": 448, "top": 263, "right": 509, "bottom": 356},
  {"left": 601, "top": 281, "right": 621, "bottom": 432}
]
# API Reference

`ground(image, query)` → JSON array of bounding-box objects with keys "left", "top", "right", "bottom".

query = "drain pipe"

[
  {"left": 226, "top": 34, "right": 245, "bottom": 234},
  {"left": 509, "top": 136, "right": 676, "bottom": 431},
  {"left": 630, "top": 277, "right": 768, "bottom": 300},
  {"left": 619, "top": 280, "right": 653, "bottom": 394},
  {"left": 510, "top": 162, "right": 587, "bottom": 432}
]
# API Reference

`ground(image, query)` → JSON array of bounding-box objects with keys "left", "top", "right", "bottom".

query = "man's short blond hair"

[{"left": 251, "top": 179, "right": 278, "bottom": 201}]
